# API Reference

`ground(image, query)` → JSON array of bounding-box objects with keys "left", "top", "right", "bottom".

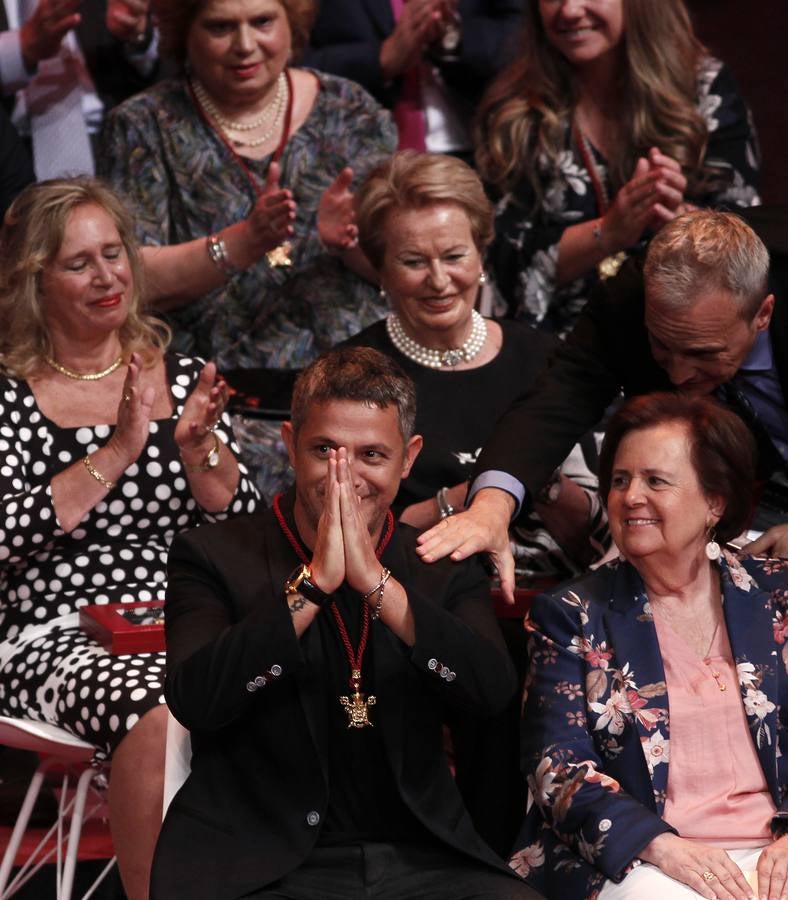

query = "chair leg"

[
  {"left": 0, "top": 764, "right": 48, "bottom": 897},
  {"left": 59, "top": 767, "right": 95, "bottom": 900}
]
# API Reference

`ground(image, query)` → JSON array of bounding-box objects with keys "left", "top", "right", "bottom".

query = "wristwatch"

[
  {"left": 285, "top": 564, "right": 330, "bottom": 607},
  {"left": 180, "top": 430, "right": 221, "bottom": 473}
]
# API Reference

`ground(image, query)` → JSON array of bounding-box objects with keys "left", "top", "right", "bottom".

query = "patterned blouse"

[
  {"left": 488, "top": 58, "right": 761, "bottom": 335},
  {"left": 98, "top": 72, "right": 397, "bottom": 370}
]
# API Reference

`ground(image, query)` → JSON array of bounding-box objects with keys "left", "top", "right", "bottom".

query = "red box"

[{"left": 79, "top": 601, "right": 165, "bottom": 655}]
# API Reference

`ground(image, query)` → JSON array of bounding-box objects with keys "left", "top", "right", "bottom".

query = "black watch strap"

[{"left": 285, "top": 564, "right": 330, "bottom": 607}]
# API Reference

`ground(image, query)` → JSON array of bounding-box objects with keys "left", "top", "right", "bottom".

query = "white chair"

[
  {"left": 162, "top": 711, "right": 191, "bottom": 819},
  {"left": 0, "top": 717, "right": 116, "bottom": 899}
]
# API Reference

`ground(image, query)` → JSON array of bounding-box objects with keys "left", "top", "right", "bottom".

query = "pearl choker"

[
  {"left": 45, "top": 355, "right": 123, "bottom": 381},
  {"left": 386, "top": 310, "right": 487, "bottom": 369}
]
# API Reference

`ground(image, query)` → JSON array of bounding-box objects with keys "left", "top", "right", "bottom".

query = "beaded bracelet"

[
  {"left": 83, "top": 455, "right": 114, "bottom": 490},
  {"left": 364, "top": 567, "right": 391, "bottom": 620}
]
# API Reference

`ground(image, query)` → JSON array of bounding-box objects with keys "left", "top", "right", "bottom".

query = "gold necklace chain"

[{"left": 45, "top": 355, "right": 123, "bottom": 381}]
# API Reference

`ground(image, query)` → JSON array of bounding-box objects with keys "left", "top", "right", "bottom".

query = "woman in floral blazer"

[{"left": 511, "top": 393, "right": 788, "bottom": 900}]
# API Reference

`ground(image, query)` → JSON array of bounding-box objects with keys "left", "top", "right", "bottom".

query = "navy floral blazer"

[{"left": 510, "top": 552, "right": 788, "bottom": 900}]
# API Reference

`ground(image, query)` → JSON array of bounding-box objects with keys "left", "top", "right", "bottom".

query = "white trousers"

[{"left": 598, "top": 847, "right": 763, "bottom": 899}]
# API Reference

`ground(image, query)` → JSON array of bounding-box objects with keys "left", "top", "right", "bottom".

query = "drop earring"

[
  {"left": 479, "top": 271, "right": 487, "bottom": 285},
  {"left": 705, "top": 528, "right": 721, "bottom": 561}
]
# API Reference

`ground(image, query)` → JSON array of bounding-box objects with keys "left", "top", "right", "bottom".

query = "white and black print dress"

[
  {"left": 489, "top": 57, "right": 761, "bottom": 335},
  {"left": 0, "top": 354, "right": 259, "bottom": 760}
]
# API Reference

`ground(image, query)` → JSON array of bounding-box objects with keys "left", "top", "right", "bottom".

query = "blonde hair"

[
  {"left": 476, "top": 0, "right": 708, "bottom": 197},
  {"left": 644, "top": 209, "right": 769, "bottom": 319},
  {"left": 356, "top": 151, "right": 494, "bottom": 270},
  {"left": 0, "top": 177, "right": 170, "bottom": 379}
]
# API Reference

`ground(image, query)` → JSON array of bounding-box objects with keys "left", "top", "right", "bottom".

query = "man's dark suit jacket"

[
  {"left": 151, "top": 502, "right": 521, "bottom": 900},
  {"left": 475, "top": 205, "right": 788, "bottom": 500},
  {"left": 300, "top": 0, "right": 524, "bottom": 109}
]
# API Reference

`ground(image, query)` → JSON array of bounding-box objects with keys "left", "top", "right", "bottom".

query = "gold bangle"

[{"left": 83, "top": 455, "right": 114, "bottom": 490}]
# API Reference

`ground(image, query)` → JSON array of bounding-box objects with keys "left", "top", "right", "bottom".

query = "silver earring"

[
  {"left": 705, "top": 529, "right": 721, "bottom": 561},
  {"left": 379, "top": 287, "right": 387, "bottom": 300},
  {"left": 479, "top": 271, "right": 487, "bottom": 285}
]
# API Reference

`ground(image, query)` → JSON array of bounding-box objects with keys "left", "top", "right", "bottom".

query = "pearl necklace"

[
  {"left": 45, "top": 355, "right": 123, "bottom": 381},
  {"left": 386, "top": 310, "right": 487, "bottom": 369},
  {"left": 191, "top": 75, "right": 288, "bottom": 148}
]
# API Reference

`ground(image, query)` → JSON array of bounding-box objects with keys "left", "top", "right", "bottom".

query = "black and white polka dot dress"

[{"left": 0, "top": 354, "right": 259, "bottom": 760}]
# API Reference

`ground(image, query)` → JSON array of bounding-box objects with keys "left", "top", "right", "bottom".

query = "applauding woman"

[
  {"left": 476, "top": 0, "right": 760, "bottom": 334},
  {"left": 0, "top": 179, "right": 258, "bottom": 900},
  {"left": 99, "top": 0, "right": 396, "bottom": 371}
]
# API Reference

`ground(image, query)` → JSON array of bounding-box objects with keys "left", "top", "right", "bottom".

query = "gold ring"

[{"left": 701, "top": 871, "right": 716, "bottom": 882}]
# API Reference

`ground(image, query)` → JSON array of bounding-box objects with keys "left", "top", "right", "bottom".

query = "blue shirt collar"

[{"left": 739, "top": 329, "right": 773, "bottom": 373}]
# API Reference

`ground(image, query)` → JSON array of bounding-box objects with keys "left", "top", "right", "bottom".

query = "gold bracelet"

[{"left": 83, "top": 455, "right": 115, "bottom": 490}]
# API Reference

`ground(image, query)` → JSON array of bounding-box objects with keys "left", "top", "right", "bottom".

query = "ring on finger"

[{"left": 701, "top": 871, "right": 716, "bottom": 882}]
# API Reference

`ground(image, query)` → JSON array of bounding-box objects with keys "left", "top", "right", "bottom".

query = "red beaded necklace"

[
  {"left": 188, "top": 70, "right": 295, "bottom": 267},
  {"left": 272, "top": 493, "right": 394, "bottom": 728}
]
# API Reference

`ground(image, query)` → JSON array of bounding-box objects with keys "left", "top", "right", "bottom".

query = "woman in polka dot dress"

[{"left": 0, "top": 178, "right": 259, "bottom": 900}]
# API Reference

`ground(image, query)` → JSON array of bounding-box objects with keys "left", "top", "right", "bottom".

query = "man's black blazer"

[
  {"left": 151, "top": 504, "right": 520, "bottom": 899},
  {"left": 474, "top": 205, "right": 788, "bottom": 499}
]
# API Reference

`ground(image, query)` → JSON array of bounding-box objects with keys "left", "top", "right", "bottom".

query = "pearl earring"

[{"left": 479, "top": 271, "right": 487, "bottom": 285}]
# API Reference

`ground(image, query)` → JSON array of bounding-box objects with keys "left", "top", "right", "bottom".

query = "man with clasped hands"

[{"left": 151, "top": 346, "right": 538, "bottom": 900}]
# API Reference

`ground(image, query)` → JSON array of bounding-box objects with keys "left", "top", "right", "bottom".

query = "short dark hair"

[
  {"left": 598, "top": 392, "right": 756, "bottom": 545},
  {"left": 290, "top": 347, "right": 417, "bottom": 443}
]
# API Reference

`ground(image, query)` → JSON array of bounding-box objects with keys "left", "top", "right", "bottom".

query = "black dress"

[{"left": 345, "top": 318, "right": 609, "bottom": 578}]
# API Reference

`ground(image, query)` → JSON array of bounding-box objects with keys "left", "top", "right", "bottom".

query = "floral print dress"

[
  {"left": 488, "top": 58, "right": 761, "bottom": 335},
  {"left": 510, "top": 552, "right": 788, "bottom": 900}
]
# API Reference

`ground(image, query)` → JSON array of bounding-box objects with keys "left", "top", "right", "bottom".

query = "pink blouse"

[{"left": 652, "top": 610, "right": 775, "bottom": 847}]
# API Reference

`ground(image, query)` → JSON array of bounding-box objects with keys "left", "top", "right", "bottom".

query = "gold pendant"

[
  {"left": 339, "top": 689, "right": 376, "bottom": 728},
  {"left": 266, "top": 241, "right": 292, "bottom": 268}
]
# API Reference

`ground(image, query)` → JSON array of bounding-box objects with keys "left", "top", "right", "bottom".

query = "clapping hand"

[
  {"left": 108, "top": 352, "right": 156, "bottom": 468},
  {"left": 246, "top": 161, "right": 296, "bottom": 255},
  {"left": 106, "top": 0, "right": 150, "bottom": 42},
  {"left": 174, "top": 361, "right": 228, "bottom": 460},
  {"left": 317, "top": 168, "right": 359, "bottom": 254},
  {"left": 380, "top": 0, "right": 446, "bottom": 80},
  {"left": 21, "top": 0, "right": 81, "bottom": 68},
  {"left": 602, "top": 148, "right": 691, "bottom": 251}
]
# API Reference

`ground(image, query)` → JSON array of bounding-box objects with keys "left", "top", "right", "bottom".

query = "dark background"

[{"left": 691, "top": 0, "right": 788, "bottom": 204}]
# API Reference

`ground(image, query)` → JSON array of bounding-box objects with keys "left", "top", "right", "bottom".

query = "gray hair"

[
  {"left": 291, "top": 346, "right": 417, "bottom": 443},
  {"left": 644, "top": 209, "right": 769, "bottom": 318}
]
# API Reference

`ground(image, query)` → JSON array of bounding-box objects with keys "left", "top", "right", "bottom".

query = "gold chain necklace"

[{"left": 45, "top": 355, "right": 123, "bottom": 381}]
